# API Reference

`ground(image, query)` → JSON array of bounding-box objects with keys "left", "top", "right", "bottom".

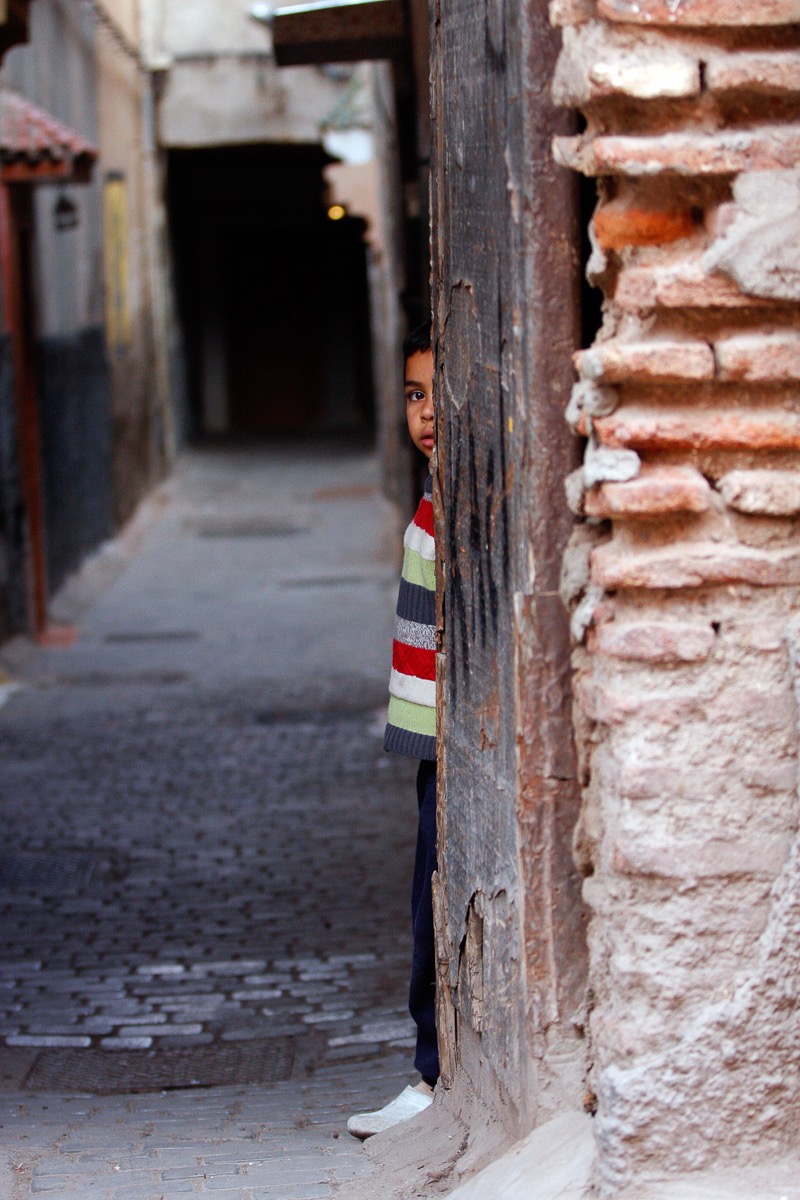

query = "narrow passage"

[{"left": 0, "top": 444, "right": 417, "bottom": 1199}]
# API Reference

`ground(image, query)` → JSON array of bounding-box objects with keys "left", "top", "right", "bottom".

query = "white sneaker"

[{"left": 347, "top": 1083, "right": 434, "bottom": 1139}]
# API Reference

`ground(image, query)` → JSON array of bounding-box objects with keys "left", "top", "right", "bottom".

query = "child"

[{"left": 347, "top": 320, "right": 438, "bottom": 1139}]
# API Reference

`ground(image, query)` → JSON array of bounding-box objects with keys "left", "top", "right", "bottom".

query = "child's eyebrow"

[{"left": 404, "top": 379, "right": 426, "bottom": 388}]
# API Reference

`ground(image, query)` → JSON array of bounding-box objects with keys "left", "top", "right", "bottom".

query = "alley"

[{"left": 0, "top": 444, "right": 419, "bottom": 1199}]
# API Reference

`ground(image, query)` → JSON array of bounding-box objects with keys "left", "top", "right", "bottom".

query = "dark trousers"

[{"left": 410, "top": 758, "right": 439, "bottom": 1086}]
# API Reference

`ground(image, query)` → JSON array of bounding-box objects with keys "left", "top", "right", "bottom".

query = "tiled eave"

[{"left": 0, "top": 90, "right": 98, "bottom": 184}]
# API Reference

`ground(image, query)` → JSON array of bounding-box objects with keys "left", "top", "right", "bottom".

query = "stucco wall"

[
  {"left": 95, "top": 0, "right": 173, "bottom": 524},
  {"left": 149, "top": 0, "right": 359, "bottom": 149}
]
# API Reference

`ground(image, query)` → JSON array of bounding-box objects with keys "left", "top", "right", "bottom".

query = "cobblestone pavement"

[{"left": 0, "top": 444, "right": 420, "bottom": 1199}]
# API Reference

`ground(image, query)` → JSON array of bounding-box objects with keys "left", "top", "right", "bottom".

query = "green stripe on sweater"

[
  {"left": 387, "top": 694, "right": 436, "bottom": 738},
  {"left": 402, "top": 546, "right": 436, "bottom": 591}
]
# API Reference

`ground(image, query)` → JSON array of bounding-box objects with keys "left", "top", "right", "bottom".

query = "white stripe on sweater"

[
  {"left": 404, "top": 519, "right": 435, "bottom": 562},
  {"left": 389, "top": 668, "right": 436, "bottom": 707}
]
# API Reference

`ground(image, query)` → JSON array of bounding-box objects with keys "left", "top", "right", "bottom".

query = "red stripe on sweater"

[
  {"left": 413, "top": 496, "right": 434, "bottom": 538},
  {"left": 392, "top": 640, "right": 436, "bottom": 681}
]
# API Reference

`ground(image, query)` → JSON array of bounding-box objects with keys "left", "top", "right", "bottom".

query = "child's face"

[{"left": 405, "top": 349, "right": 434, "bottom": 459}]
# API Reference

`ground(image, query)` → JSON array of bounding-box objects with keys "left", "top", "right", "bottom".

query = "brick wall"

[{"left": 552, "top": 0, "right": 800, "bottom": 1190}]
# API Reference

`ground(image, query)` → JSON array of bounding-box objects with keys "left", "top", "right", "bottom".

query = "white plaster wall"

[
  {"left": 144, "top": 0, "right": 356, "bottom": 148},
  {"left": 155, "top": 0, "right": 267, "bottom": 56},
  {"left": 159, "top": 58, "right": 346, "bottom": 148}
]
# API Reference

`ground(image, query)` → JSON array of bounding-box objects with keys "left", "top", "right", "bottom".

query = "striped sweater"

[{"left": 384, "top": 474, "right": 436, "bottom": 761}]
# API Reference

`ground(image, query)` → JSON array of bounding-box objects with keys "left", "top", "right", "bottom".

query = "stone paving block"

[
  {"left": 95, "top": 1000, "right": 156, "bottom": 1014},
  {"left": 243, "top": 975, "right": 293, "bottom": 986},
  {"left": 236, "top": 1164, "right": 333, "bottom": 1186},
  {"left": 113, "top": 1013, "right": 168, "bottom": 1025},
  {"left": 232, "top": 989, "right": 282, "bottom": 1001},
  {"left": 119, "top": 1023, "right": 201, "bottom": 1037},
  {"left": 190, "top": 961, "right": 267, "bottom": 976},
  {"left": 115, "top": 1186, "right": 195, "bottom": 1198},
  {"left": 160, "top": 1165, "right": 213, "bottom": 1180},
  {"left": 100, "top": 1036, "right": 153, "bottom": 1049},
  {"left": 156, "top": 1032, "right": 216, "bottom": 1048},
  {"left": 249, "top": 1187, "right": 332, "bottom": 1199},
  {"left": 302, "top": 1012, "right": 355, "bottom": 1025},
  {"left": 26, "top": 1191, "right": 96, "bottom": 1200},
  {"left": 136, "top": 963, "right": 187, "bottom": 976},
  {"left": 197, "top": 1192, "right": 272, "bottom": 1199},
  {"left": 8, "top": 1034, "right": 91, "bottom": 1047}
]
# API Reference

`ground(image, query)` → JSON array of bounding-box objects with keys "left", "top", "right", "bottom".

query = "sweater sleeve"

[{"left": 384, "top": 476, "right": 437, "bottom": 760}]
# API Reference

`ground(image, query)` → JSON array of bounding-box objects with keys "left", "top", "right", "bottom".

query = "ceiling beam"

[{"left": 270, "top": 0, "right": 405, "bottom": 66}]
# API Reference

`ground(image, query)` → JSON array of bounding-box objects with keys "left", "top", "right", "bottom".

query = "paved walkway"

[{"left": 0, "top": 444, "right": 420, "bottom": 1199}]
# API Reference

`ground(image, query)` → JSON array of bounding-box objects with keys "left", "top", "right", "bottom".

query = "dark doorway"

[{"left": 167, "top": 144, "right": 374, "bottom": 442}]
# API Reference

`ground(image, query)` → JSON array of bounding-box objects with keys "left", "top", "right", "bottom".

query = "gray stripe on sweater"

[{"left": 394, "top": 615, "right": 436, "bottom": 650}]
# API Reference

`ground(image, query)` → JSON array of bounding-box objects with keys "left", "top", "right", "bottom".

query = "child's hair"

[{"left": 403, "top": 318, "right": 432, "bottom": 363}]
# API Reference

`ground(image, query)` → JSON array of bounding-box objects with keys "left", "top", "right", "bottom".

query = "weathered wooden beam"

[
  {"left": 431, "top": 0, "right": 586, "bottom": 1139},
  {"left": 271, "top": 0, "right": 405, "bottom": 66}
]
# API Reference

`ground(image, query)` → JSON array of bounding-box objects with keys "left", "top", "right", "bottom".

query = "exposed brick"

[
  {"left": 718, "top": 469, "right": 800, "bottom": 515},
  {"left": 593, "top": 202, "right": 698, "bottom": 250},
  {"left": 591, "top": 540, "right": 800, "bottom": 589},
  {"left": 706, "top": 51, "right": 800, "bottom": 95},
  {"left": 576, "top": 340, "right": 713, "bottom": 384},
  {"left": 555, "top": 1, "right": 800, "bottom": 1185},
  {"left": 594, "top": 406, "right": 800, "bottom": 451},
  {"left": 715, "top": 332, "right": 800, "bottom": 382},
  {"left": 589, "top": 619, "right": 716, "bottom": 661},
  {"left": 585, "top": 465, "right": 711, "bottom": 518},
  {"left": 553, "top": 127, "right": 800, "bottom": 178},
  {"left": 597, "top": 0, "right": 800, "bottom": 26},
  {"left": 614, "top": 263, "right": 771, "bottom": 311}
]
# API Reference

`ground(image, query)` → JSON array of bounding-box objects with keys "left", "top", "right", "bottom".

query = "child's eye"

[{"left": 407, "top": 390, "right": 426, "bottom": 403}]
